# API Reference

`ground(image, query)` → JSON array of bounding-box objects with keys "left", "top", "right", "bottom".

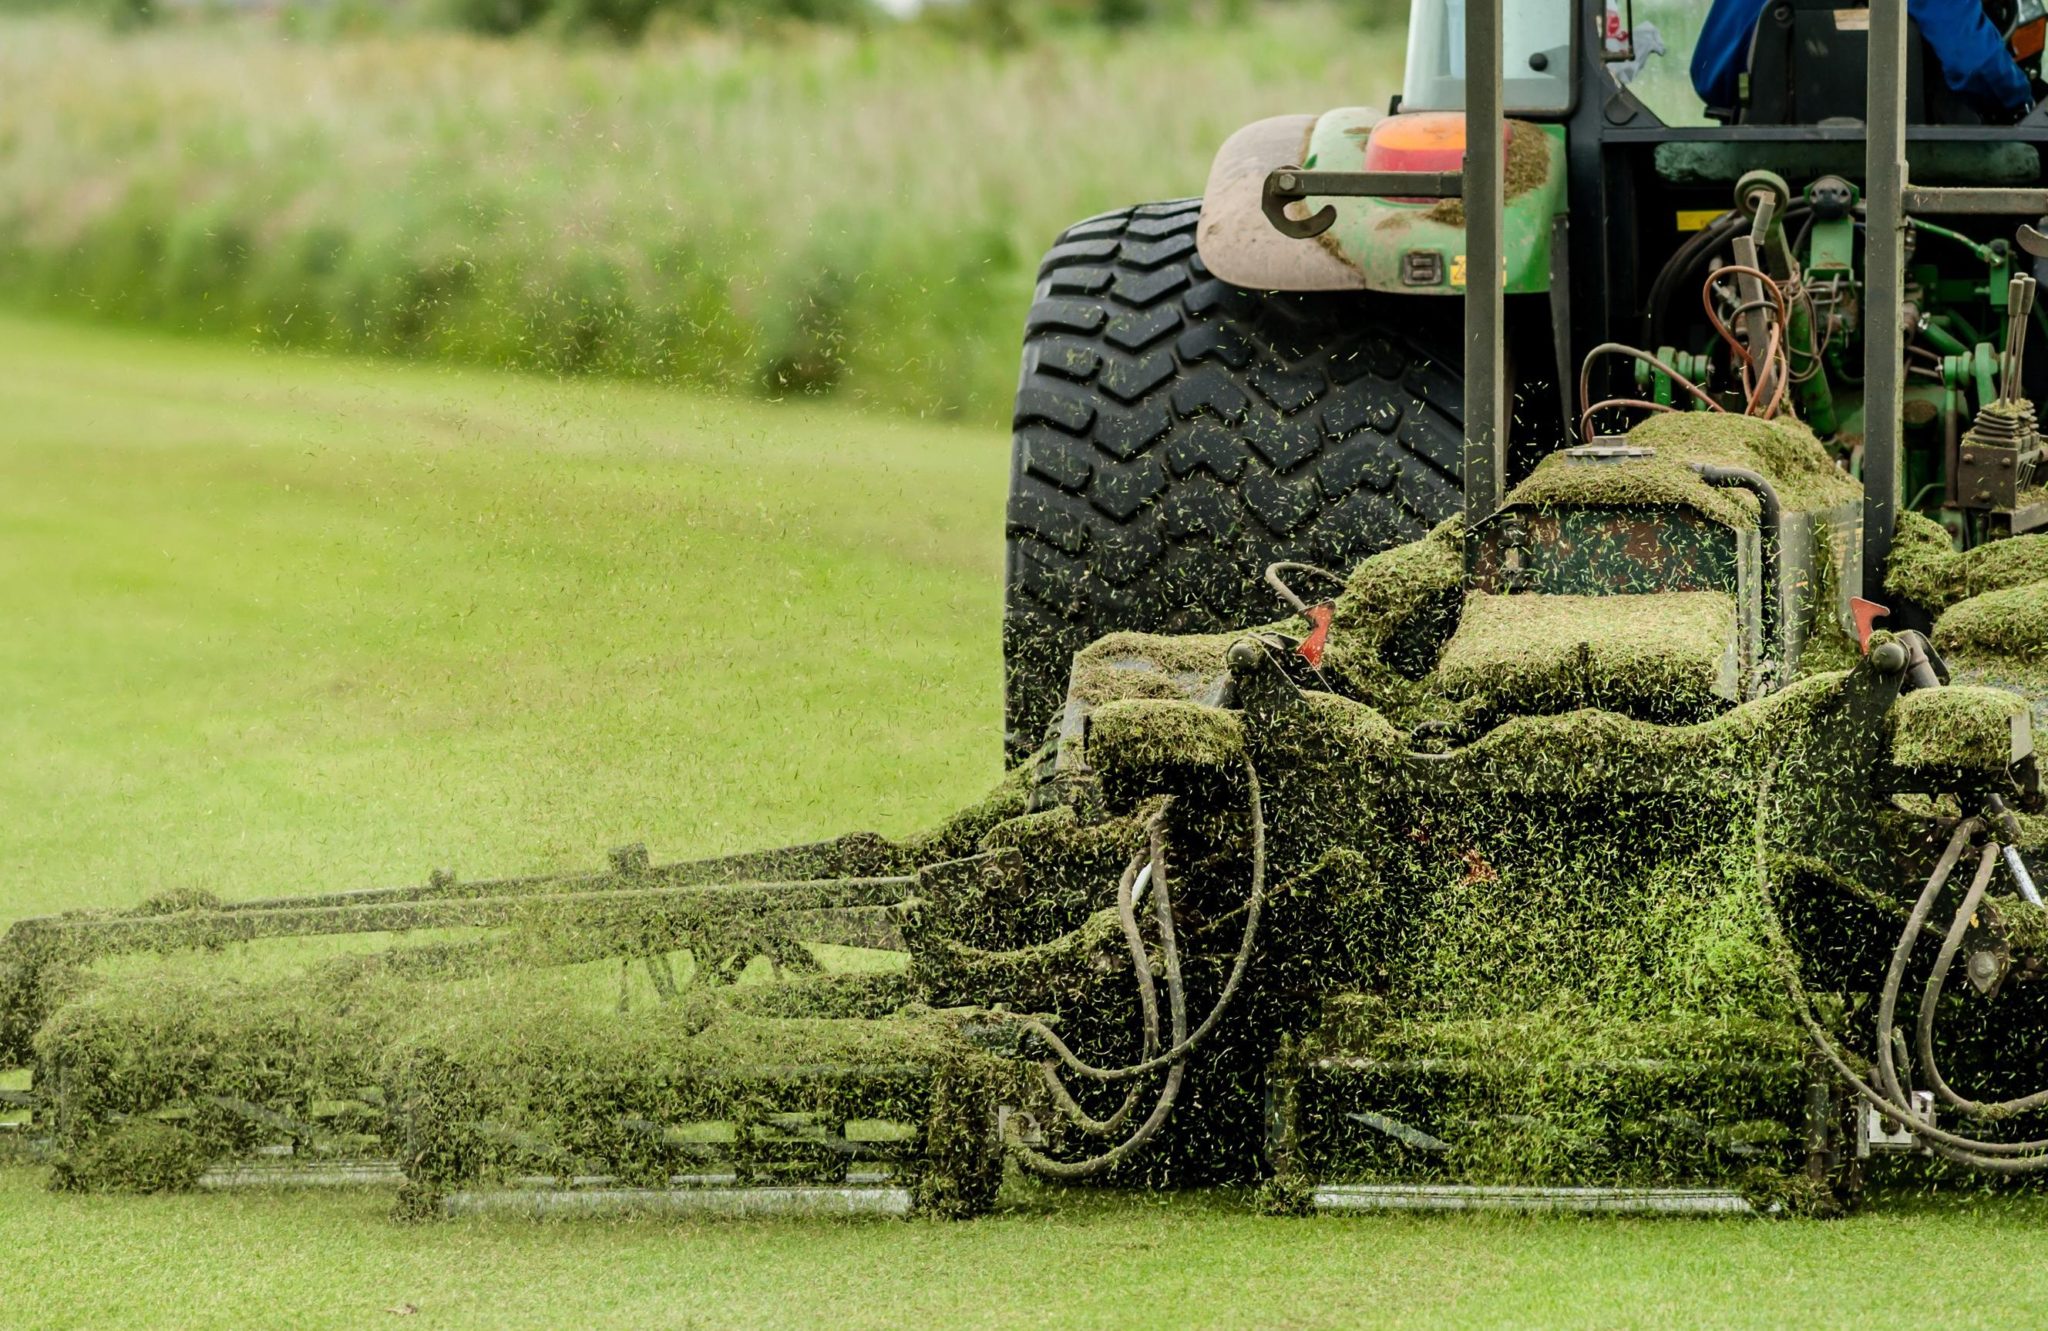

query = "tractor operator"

[{"left": 1691, "top": 0, "right": 2035, "bottom": 116}]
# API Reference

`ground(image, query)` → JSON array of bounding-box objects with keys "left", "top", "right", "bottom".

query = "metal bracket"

[
  {"left": 1260, "top": 167, "right": 1462, "bottom": 240},
  {"left": 1902, "top": 187, "right": 2048, "bottom": 215},
  {"left": 1857, "top": 1090, "right": 1935, "bottom": 1155}
]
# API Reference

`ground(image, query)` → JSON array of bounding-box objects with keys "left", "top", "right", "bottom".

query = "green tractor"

[
  {"left": 1003, "top": 0, "right": 2048, "bottom": 759},
  {"left": 5, "top": 0, "right": 2048, "bottom": 1218}
]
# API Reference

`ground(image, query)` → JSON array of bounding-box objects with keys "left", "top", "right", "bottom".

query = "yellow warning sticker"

[
  {"left": 1675, "top": 209, "right": 1723, "bottom": 232},
  {"left": 1450, "top": 254, "right": 1467, "bottom": 287}
]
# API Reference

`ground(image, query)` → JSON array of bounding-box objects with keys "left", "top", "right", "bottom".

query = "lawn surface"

[{"left": 8, "top": 315, "right": 2048, "bottom": 1329}]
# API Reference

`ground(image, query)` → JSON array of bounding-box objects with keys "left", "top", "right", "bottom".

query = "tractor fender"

[
  {"left": 1196, "top": 109, "right": 1566, "bottom": 296},
  {"left": 1196, "top": 114, "right": 1364, "bottom": 292}
]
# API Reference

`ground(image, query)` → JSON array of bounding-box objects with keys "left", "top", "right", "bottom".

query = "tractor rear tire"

[{"left": 1004, "top": 199, "right": 1467, "bottom": 759}]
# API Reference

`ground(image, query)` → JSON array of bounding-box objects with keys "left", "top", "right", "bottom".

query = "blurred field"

[
  {"left": 12, "top": 311, "right": 2048, "bottom": 1331},
  {"left": 0, "top": 12, "right": 1404, "bottom": 422},
  {"left": 0, "top": 311, "right": 1007, "bottom": 917}
]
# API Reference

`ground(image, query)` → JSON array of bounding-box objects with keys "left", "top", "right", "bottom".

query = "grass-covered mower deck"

[{"left": 3, "top": 409, "right": 2046, "bottom": 1218}]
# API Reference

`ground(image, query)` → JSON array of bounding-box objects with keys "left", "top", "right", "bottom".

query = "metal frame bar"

[
  {"left": 1463, "top": 0, "right": 1507, "bottom": 520},
  {"left": 1902, "top": 187, "right": 2048, "bottom": 214},
  {"left": 1314, "top": 1184, "right": 1758, "bottom": 1216},
  {"left": 16, "top": 875, "right": 913, "bottom": 966},
  {"left": 1863, "top": 0, "right": 1911, "bottom": 600}
]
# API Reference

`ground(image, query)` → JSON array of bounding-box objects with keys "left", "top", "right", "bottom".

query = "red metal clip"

[
  {"left": 1850, "top": 596, "right": 1890, "bottom": 653},
  {"left": 1299, "top": 603, "right": 1334, "bottom": 667}
]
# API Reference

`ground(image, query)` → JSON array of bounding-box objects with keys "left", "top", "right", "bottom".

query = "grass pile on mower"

[{"left": 4, "top": 405, "right": 2045, "bottom": 1218}]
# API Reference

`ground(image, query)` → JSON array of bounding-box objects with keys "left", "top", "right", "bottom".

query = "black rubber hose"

[
  {"left": 1645, "top": 212, "right": 1742, "bottom": 342},
  {"left": 1015, "top": 758, "right": 1267, "bottom": 1084},
  {"left": 1647, "top": 205, "right": 1814, "bottom": 347},
  {"left": 1692, "top": 463, "right": 1782, "bottom": 663},
  {"left": 1011, "top": 820, "right": 1190, "bottom": 1178},
  {"left": 1917, "top": 848, "right": 2048, "bottom": 1120}
]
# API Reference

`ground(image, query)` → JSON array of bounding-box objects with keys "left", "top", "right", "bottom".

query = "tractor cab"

[{"left": 1393, "top": 0, "right": 2041, "bottom": 128}]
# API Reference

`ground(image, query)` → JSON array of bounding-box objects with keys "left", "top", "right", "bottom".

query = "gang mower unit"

[{"left": 5, "top": 0, "right": 2048, "bottom": 1219}]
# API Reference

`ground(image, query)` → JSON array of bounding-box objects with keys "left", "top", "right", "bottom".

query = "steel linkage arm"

[{"left": 1260, "top": 168, "right": 1462, "bottom": 240}]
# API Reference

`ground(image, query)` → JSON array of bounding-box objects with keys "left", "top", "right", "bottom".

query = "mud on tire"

[{"left": 1004, "top": 199, "right": 1467, "bottom": 758}]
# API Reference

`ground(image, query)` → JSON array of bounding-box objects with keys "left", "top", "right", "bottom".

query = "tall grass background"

[{"left": 0, "top": 11, "right": 1403, "bottom": 420}]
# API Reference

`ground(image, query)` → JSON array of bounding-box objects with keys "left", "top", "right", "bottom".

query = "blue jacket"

[{"left": 1691, "top": 0, "right": 2034, "bottom": 114}]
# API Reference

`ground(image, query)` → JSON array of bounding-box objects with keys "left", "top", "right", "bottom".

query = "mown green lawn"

[
  {"left": 9, "top": 315, "right": 2048, "bottom": 1330},
  {"left": 0, "top": 312, "right": 1005, "bottom": 921}
]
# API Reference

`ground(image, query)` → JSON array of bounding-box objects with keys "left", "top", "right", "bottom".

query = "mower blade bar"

[
  {"left": 439, "top": 1184, "right": 913, "bottom": 1219},
  {"left": 215, "top": 838, "right": 904, "bottom": 915},
  {"left": 1313, "top": 1184, "right": 1757, "bottom": 1215}
]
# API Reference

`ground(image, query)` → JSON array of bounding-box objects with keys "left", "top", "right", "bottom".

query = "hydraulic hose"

[
  {"left": 1032, "top": 849, "right": 1162, "bottom": 1138},
  {"left": 1263, "top": 562, "right": 1348, "bottom": 616},
  {"left": 1013, "top": 757, "right": 1267, "bottom": 1084},
  {"left": 1645, "top": 204, "right": 1813, "bottom": 347},
  {"left": 1918, "top": 848, "right": 2048, "bottom": 1121},
  {"left": 1011, "top": 818, "right": 1189, "bottom": 1177},
  {"left": 1873, "top": 837, "right": 1998, "bottom": 1124},
  {"left": 1117, "top": 848, "right": 1162, "bottom": 1060},
  {"left": 1773, "top": 814, "right": 2048, "bottom": 1172},
  {"left": 1645, "top": 212, "right": 1742, "bottom": 343},
  {"left": 1008, "top": 757, "right": 1269, "bottom": 1177}
]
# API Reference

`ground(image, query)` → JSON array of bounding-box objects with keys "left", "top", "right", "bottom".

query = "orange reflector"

[
  {"left": 1362, "top": 112, "right": 1511, "bottom": 176},
  {"left": 1360, "top": 113, "right": 1512, "bottom": 205}
]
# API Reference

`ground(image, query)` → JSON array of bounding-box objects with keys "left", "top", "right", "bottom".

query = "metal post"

[
  {"left": 1462, "top": 0, "right": 1506, "bottom": 520},
  {"left": 1863, "top": 0, "right": 1910, "bottom": 599}
]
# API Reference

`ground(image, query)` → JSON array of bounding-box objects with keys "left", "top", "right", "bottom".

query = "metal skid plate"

[
  {"left": 194, "top": 1157, "right": 916, "bottom": 1217},
  {"left": 442, "top": 1174, "right": 913, "bottom": 1219},
  {"left": 1313, "top": 1184, "right": 1757, "bottom": 1216}
]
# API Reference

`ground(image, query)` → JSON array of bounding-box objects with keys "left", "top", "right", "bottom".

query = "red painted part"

[
  {"left": 2015, "top": 17, "right": 2047, "bottom": 61},
  {"left": 1299, "top": 603, "right": 1335, "bottom": 667},
  {"left": 1850, "top": 597, "right": 1891, "bottom": 652}
]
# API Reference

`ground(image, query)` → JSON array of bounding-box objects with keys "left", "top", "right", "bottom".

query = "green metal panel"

[{"left": 1299, "top": 111, "right": 1566, "bottom": 296}]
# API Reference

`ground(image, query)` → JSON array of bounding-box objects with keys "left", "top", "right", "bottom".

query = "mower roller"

[{"left": 7, "top": 0, "right": 2048, "bottom": 1218}]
